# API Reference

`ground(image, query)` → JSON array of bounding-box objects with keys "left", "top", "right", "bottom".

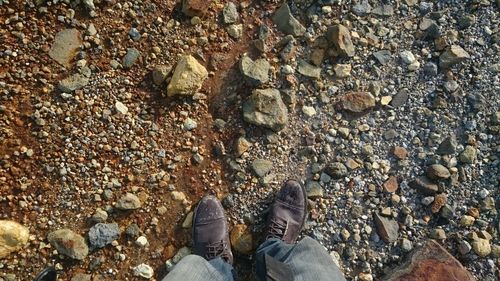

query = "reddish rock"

[
  {"left": 382, "top": 240, "right": 476, "bottom": 281},
  {"left": 392, "top": 146, "right": 408, "bottom": 160},
  {"left": 383, "top": 176, "right": 399, "bottom": 193},
  {"left": 339, "top": 92, "right": 376, "bottom": 113},
  {"left": 182, "top": 0, "right": 210, "bottom": 17},
  {"left": 431, "top": 194, "right": 447, "bottom": 214}
]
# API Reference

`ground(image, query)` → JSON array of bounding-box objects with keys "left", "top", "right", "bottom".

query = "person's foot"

[
  {"left": 192, "top": 195, "right": 233, "bottom": 264},
  {"left": 265, "top": 180, "right": 307, "bottom": 243},
  {"left": 33, "top": 267, "right": 57, "bottom": 281}
]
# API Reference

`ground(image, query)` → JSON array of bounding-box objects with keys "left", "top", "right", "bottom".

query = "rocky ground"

[{"left": 0, "top": 0, "right": 499, "bottom": 280}]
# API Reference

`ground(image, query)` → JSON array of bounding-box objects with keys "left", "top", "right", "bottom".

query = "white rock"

[
  {"left": 115, "top": 101, "right": 128, "bottom": 114},
  {"left": 302, "top": 106, "right": 316, "bottom": 117},
  {"left": 133, "top": 263, "right": 154, "bottom": 279},
  {"left": 135, "top": 236, "right": 148, "bottom": 247},
  {"left": 400, "top": 50, "right": 415, "bottom": 64}
]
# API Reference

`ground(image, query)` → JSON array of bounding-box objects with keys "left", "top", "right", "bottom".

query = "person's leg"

[
  {"left": 162, "top": 255, "right": 234, "bottom": 281},
  {"left": 255, "top": 237, "right": 346, "bottom": 281}
]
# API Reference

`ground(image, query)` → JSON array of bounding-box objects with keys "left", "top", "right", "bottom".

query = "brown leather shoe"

[
  {"left": 265, "top": 180, "right": 307, "bottom": 243},
  {"left": 192, "top": 195, "right": 234, "bottom": 264}
]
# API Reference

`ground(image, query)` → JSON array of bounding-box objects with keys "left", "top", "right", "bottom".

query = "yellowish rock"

[
  {"left": 167, "top": 55, "right": 208, "bottom": 97},
  {"left": 230, "top": 224, "right": 253, "bottom": 254},
  {"left": 471, "top": 238, "right": 491, "bottom": 257},
  {"left": 381, "top": 96, "right": 392, "bottom": 105},
  {"left": 0, "top": 220, "right": 30, "bottom": 258}
]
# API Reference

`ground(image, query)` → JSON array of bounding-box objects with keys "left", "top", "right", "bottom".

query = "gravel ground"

[{"left": 0, "top": 0, "right": 499, "bottom": 280}]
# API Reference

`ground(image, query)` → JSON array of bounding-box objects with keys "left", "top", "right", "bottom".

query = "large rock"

[
  {"left": 167, "top": 55, "right": 208, "bottom": 97},
  {"left": 47, "top": 229, "right": 88, "bottom": 260},
  {"left": 122, "top": 48, "right": 140, "bottom": 69},
  {"left": 382, "top": 240, "right": 476, "bottom": 281},
  {"left": 374, "top": 213, "right": 399, "bottom": 243},
  {"left": 0, "top": 220, "right": 30, "bottom": 258},
  {"left": 230, "top": 224, "right": 253, "bottom": 254},
  {"left": 181, "top": 0, "right": 209, "bottom": 17},
  {"left": 88, "top": 223, "right": 120, "bottom": 249},
  {"left": 339, "top": 92, "right": 376, "bottom": 113},
  {"left": 49, "top": 29, "right": 81, "bottom": 68},
  {"left": 326, "top": 24, "right": 355, "bottom": 57},
  {"left": 439, "top": 45, "right": 470, "bottom": 69},
  {"left": 223, "top": 2, "right": 239, "bottom": 24},
  {"left": 115, "top": 193, "right": 142, "bottom": 210},
  {"left": 251, "top": 159, "right": 273, "bottom": 178},
  {"left": 324, "top": 162, "right": 348, "bottom": 179},
  {"left": 272, "top": 3, "right": 306, "bottom": 37},
  {"left": 243, "top": 89, "right": 288, "bottom": 131},
  {"left": 239, "top": 55, "right": 270, "bottom": 85},
  {"left": 58, "top": 74, "right": 89, "bottom": 92}
]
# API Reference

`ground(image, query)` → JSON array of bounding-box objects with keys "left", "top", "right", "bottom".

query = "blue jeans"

[{"left": 162, "top": 237, "right": 346, "bottom": 281}]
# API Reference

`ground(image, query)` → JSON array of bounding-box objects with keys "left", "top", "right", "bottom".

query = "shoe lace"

[
  {"left": 266, "top": 219, "right": 288, "bottom": 240},
  {"left": 205, "top": 240, "right": 230, "bottom": 262}
]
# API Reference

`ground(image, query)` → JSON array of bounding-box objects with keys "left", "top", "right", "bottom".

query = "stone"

[
  {"left": 410, "top": 176, "right": 439, "bottom": 195},
  {"left": 88, "top": 223, "right": 120, "bottom": 249},
  {"left": 460, "top": 215, "right": 475, "bottom": 226},
  {"left": 471, "top": 238, "right": 491, "bottom": 257},
  {"left": 128, "top": 27, "right": 141, "bottom": 41},
  {"left": 383, "top": 176, "right": 399, "bottom": 193},
  {"left": 391, "top": 91, "right": 409, "bottom": 107},
  {"left": 373, "top": 50, "right": 391, "bottom": 65},
  {"left": 133, "top": 263, "right": 154, "bottom": 279},
  {"left": 401, "top": 238, "right": 413, "bottom": 252},
  {"left": 352, "top": 0, "right": 372, "bottom": 16},
  {"left": 227, "top": 24, "right": 243, "bottom": 39},
  {"left": 459, "top": 145, "right": 476, "bottom": 164},
  {"left": 334, "top": 64, "right": 351, "bottom": 78},
  {"left": 437, "top": 136, "right": 457, "bottom": 155},
  {"left": 431, "top": 229, "right": 446, "bottom": 240},
  {"left": 49, "top": 29, "right": 81, "bottom": 68},
  {"left": 182, "top": 212, "right": 193, "bottom": 228},
  {"left": 152, "top": 65, "right": 172, "bottom": 86},
  {"left": 400, "top": 51, "right": 416, "bottom": 64},
  {"left": 243, "top": 88, "right": 288, "bottom": 131},
  {"left": 171, "top": 191, "right": 187, "bottom": 201},
  {"left": 251, "top": 159, "right": 273, "bottom": 178},
  {"left": 122, "top": 48, "right": 140, "bottom": 69},
  {"left": 424, "top": 62, "right": 438, "bottom": 76},
  {"left": 426, "top": 164, "right": 450, "bottom": 180},
  {"left": 90, "top": 208, "right": 108, "bottom": 224},
  {"left": 126, "top": 224, "right": 141, "bottom": 238},
  {"left": 115, "top": 101, "right": 128, "bottom": 114},
  {"left": 392, "top": 146, "right": 408, "bottom": 159},
  {"left": 382, "top": 240, "right": 476, "bottom": 281},
  {"left": 324, "top": 162, "right": 348, "bottom": 179},
  {"left": 58, "top": 74, "right": 89, "bottom": 92},
  {"left": 372, "top": 4, "right": 394, "bottom": 16},
  {"left": 431, "top": 194, "right": 447, "bottom": 214},
  {"left": 230, "top": 224, "right": 253, "bottom": 254},
  {"left": 239, "top": 55, "right": 270, "bottom": 85},
  {"left": 294, "top": 60, "right": 320, "bottom": 80},
  {"left": 116, "top": 193, "right": 142, "bottom": 210},
  {"left": 326, "top": 24, "right": 355, "bottom": 57},
  {"left": 182, "top": 0, "right": 208, "bottom": 17},
  {"left": 223, "top": 2, "right": 239, "bottom": 24},
  {"left": 47, "top": 229, "right": 88, "bottom": 260},
  {"left": 302, "top": 106, "right": 316, "bottom": 117},
  {"left": 0, "top": 220, "right": 30, "bottom": 258},
  {"left": 167, "top": 55, "right": 208, "bottom": 97},
  {"left": 183, "top": 118, "right": 198, "bottom": 131},
  {"left": 71, "top": 273, "right": 91, "bottom": 281},
  {"left": 272, "top": 3, "right": 306, "bottom": 37},
  {"left": 135, "top": 236, "right": 148, "bottom": 247},
  {"left": 439, "top": 45, "right": 470, "bottom": 69},
  {"left": 458, "top": 240, "right": 472, "bottom": 255},
  {"left": 305, "top": 181, "right": 323, "bottom": 199},
  {"left": 374, "top": 213, "right": 399, "bottom": 243},
  {"left": 419, "top": 18, "right": 441, "bottom": 39},
  {"left": 339, "top": 92, "right": 376, "bottom": 113},
  {"left": 235, "top": 137, "right": 251, "bottom": 156}
]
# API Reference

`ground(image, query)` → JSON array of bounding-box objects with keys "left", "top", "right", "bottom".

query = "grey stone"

[
  {"left": 326, "top": 24, "right": 355, "bottom": 57},
  {"left": 391, "top": 90, "right": 409, "bottom": 107},
  {"left": 437, "top": 136, "right": 457, "bottom": 154},
  {"left": 324, "top": 162, "right": 348, "bottom": 179},
  {"left": 223, "top": 2, "right": 239, "bottom": 24},
  {"left": 419, "top": 18, "right": 441, "bottom": 39},
  {"left": 439, "top": 45, "right": 470, "bottom": 69},
  {"left": 424, "top": 62, "right": 438, "bottom": 76},
  {"left": 373, "top": 50, "right": 391, "bottom": 65},
  {"left": 372, "top": 4, "right": 394, "bottom": 16},
  {"left": 352, "top": 0, "right": 372, "bottom": 16},
  {"left": 126, "top": 224, "right": 140, "bottom": 238},
  {"left": 374, "top": 213, "right": 399, "bottom": 243},
  {"left": 152, "top": 65, "right": 172, "bottom": 86},
  {"left": 426, "top": 164, "right": 451, "bottom": 180},
  {"left": 122, "top": 48, "right": 140, "bottom": 69},
  {"left": 239, "top": 55, "right": 270, "bottom": 85},
  {"left": 243, "top": 88, "right": 288, "bottom": 131},
  {"left": 71, "top": 273, "right": 91, "bottom": 281},
  {"left": 49, "top": 29, "right": 81, "bottom": 68},
  {"left": 116, "top": 193, "right": 142, "bottom": 210},
  {"left": 297, "top": 59, "right": 321, "bottom": 79},
  {"left": 305, "top": 181, "right": 323, "bottom": 199},
  {"left": 251, "top": 159, "right": 273, "bottom": 177},
  {"left": 58, "top": 74, "right": 89, "bottom": 93},
  {"left": 227, "top": 24, "right": 243, "bottom": 39},
  {"left": 272, "top": 3, "right": 306, "bottom": 37},
  {"left": 401, "top": 238, "right": 413, "bottom": 252},
  {"left": 88, "top": 223, "right": 120, "bottom": 249},
  {"left": 47, "top": 229, "right": 89, "bottom": 260},
  {"left": 128, "top": 27, "right": 141, "bottom": 41}
]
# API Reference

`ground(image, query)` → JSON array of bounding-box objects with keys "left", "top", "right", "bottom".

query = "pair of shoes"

[
  {"left": 193, "top": 180, "right": 307, "bottom": 263},
  {"left": 33, "top": 267, "right": 57, "bottom": 281}
]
